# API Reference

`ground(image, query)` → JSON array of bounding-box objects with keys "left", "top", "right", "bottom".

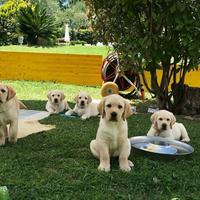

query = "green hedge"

[
  {"left": 70, "top": 40, "right": 86, "bottom": 45},
  {"left": 70, "top": 29, "right": 96, "bottom": 44}
]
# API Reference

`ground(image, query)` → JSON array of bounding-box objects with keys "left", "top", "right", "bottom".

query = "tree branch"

[
  {"left": 168, "top": 63, "right": 175, "bottom": 84},
  {"left": 179, "top": 56, "right": 188, "bottom": 85}
]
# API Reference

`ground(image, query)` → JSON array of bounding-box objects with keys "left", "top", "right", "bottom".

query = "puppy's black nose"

[
  {"left": 81, "top": 101, "right": 85, "bottom": 105},
  {"left": 54, "top": 98, "right": 58, "bottom": 103},
  {"left": 111, "top": 112, "right": 117, "bottom": 118},
  {"left": 162, "top": 123, "right": 167, "bottom": 130}
]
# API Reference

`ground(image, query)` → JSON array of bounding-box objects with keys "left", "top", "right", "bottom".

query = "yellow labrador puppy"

[
  {"left": 147, "top": 110, "right": 190, "bottom": 142},
  {"left": 66, "top": 91, "right": 99, "bottom": 120},
  {"left": 90, "top": 94, "right": 133, "bottom": 172},
  {"left": 0, "top": 83, "right": 22, "bottom": 145},
  {"left": 46, "top": 90, "right": 71, "bottom": 114}
]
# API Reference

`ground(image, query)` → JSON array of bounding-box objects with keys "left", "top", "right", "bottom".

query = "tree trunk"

[
  {"left": 156, "top": 94, "right": 166, "bottom": 110},
  {"left": 156, "top": 93, "right": 173, "bottom": 111},
  {"left": 171, "top": 83, "right": 187, "bottom": 114},
  {"left": 141, "top": 69, "right": 187, "bottom": 114}
]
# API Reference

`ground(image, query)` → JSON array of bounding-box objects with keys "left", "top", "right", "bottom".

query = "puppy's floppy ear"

[
  {"left": 170, "top": 112, "right": 176, "bottom": 128},
  {"left": 87, "top": 95, "right": 92, "bottom": 104},
  {"left": 47, "top": 91, "right": 52, "bottom": 100},
  {"left": 6, "top": 85, "right": 16, "bottom": 101},
  {"left": 60, "top": 92, "right": 65, "bottom": 101},
  {"left": 74, "top": 95, "right": 79, "bottom": 103},
  {"left": 122, "top": 100, "right": 133, "bottom": 121},
  {"left": 98, "top": 98, "right": 106, "bottom": 118},
  {"left": 151, "top": 112, "right": 158, "bottom": 130}
]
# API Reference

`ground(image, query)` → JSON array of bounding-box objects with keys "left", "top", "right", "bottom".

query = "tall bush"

[
  {"left": 74, "top": 29, "right": 96, "bottom": 44},
  {"left": 18, "top": 3, "right": 57, "bottom": 46},
  {"left": 0, "top": 0, "right": 28, "bottom": 45}
]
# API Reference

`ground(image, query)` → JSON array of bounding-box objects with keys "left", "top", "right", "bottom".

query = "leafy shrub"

[
  {"left": 0, "top": 0, "right": 28, "bottom": 45},
  {"left": 70, "top": 29, "right": 96, "bottom": 44},
  {"left": 18, "top": 3, "right": 57, "bottom": 46},
  {"left": 70, "top": 40, "right": 86, "bottom": 45}
]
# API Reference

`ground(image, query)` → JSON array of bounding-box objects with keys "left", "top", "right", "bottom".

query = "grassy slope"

[
  {"left": 0, "top": 81, "right": 199, "bottom": 200},
  {"left": 0, "top": 45, "right": 111, "bottom": 58}
]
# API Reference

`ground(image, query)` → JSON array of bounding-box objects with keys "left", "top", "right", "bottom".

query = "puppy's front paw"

[
  {"left": 65, "top": 110, "right": 73, "bottom": 116},
  {"left": 8, "top": 136, "right": 17, "bottom": 144},
  {"left": 128, "top": 160, "right": 134, "bottom": 168},
  {"left": 49, "top": 111, "right": 56, "bottom": 115},
  {"left": 98, "top": 164, "right": 110, "bottom": 172},
  {"left": 81, "top": 115, "right": 88, "bottom": 120},
  {"left": 120, "top": 164, "right": 131, "bottom": 172},
  {"left": 0, "top": 139, "right": 5, "bottom": 146},
  {"left": 181, "top": 138, "right": 190, "bottom": 142}
]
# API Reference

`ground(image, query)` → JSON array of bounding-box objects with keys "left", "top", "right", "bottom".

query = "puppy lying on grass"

[
  {"left": 90, "top": 94, "right": 133, "bottom": 172},
  {"left": 46, "top": 90, "right": 71, "bottom": 114},
  {"left": 65, "top": 91, "right": 99, "bottom": 120},
  {"left": 147, "top": 110, "right": 190, "bottom": 142}
]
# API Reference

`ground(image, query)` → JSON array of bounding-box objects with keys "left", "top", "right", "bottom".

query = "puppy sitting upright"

[
  {"left": 147, "top": 110, "right": 190, "bottom": 142},
  {"left": 0, "top": 84, "right": 20, "bottom": 145},
  {"left": 90, "top": 94, "right": 133, "bottom": 172},
  {"left": 46, "top": 90, "right": 71, "bottom": 114}
]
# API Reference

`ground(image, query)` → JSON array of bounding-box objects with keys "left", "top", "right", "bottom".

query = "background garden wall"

[
  {"left": 0, "top": 51, "right": 200, "bottom": 88},
  {"left": 0, "top": 51, "right": 102, "bottom": 86}
]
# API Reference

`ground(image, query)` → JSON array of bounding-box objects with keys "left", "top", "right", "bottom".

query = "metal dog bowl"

[{"left": 130, "top": 136, "right": 194, "bottom": 156}]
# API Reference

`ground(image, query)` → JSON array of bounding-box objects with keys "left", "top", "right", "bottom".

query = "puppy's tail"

[{"left": 18, "top": 100, "right": 28, "bottom": 109}]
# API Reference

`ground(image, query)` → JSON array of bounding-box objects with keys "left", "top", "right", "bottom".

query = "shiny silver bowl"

[{"left": 130, "top": 136, "right": 194, "bottom": 156}]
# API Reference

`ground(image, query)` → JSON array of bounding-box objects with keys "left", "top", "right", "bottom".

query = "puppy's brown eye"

[
  {"left": 1, "top": 89, "right": 6, "bottom": 93},
  {"left": 52, "top": 94, "right": 55, "bottom": 97},
  {"left": 79, "top": 97, "right": 81, "bottom": 99},
  {"left": 107, "top": 104, "right": 112, "bottom": 108},
  {"left": 159, "top": 118, "right": 163, "bottom": 121},
  {"left": 118, "top": 105, "right": 122, "bottom": 109},
  {"left": 85, "top": 97, "right": 88, "bottom": 100},
  {"left": 57, "top": 94, "right": 60, "bottom": 97},
  {"left": 167, "top": 118, "right": 170, "bottom": 121}
]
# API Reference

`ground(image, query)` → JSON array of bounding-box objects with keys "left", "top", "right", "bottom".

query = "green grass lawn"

[
  {"left": 0, "top": 81, "right": 200, "bottom": 200},
  {"left": 1, "top": 80, "right": 101, "bottom": 101},
  {"left": 0, "top": 45, "right": 111, "bottom": 57}
]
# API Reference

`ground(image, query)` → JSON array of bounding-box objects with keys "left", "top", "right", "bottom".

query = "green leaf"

[
  {"left": 170, "top": 4, "right": 176, "bottom": 14},
  {"left": 177, "top": 2, "right": 185, "bottom": 12}
]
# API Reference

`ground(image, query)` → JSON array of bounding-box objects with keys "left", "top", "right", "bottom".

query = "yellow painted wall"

[
  {"left": 143, "top": 69, "right": 200, "bottom": 89},
  {"left": 0, "top": 51, "right": 103, "bottom": 86},
  {"left": 184, "top": 69, "right": 200, "bottom": 87},
  {"left": 0, "top": 51, "right": 199, "bottom": 88}
]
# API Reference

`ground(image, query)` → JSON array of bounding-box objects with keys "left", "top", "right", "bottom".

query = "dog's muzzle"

[
  {"left": 79, "top": 101, "right": 85, "bottom": 109},
  {"left": 110, "top": 112, "right": 118, "bottom": 121},
  {"left": 81, "top": 101, "right": 85, "bottom": 106},
  {"left": 161, "top": 123, "right": 167, "bottom": 130},
  {"left": 54, "top": 98, "right": 58, "bottom": 103}
]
